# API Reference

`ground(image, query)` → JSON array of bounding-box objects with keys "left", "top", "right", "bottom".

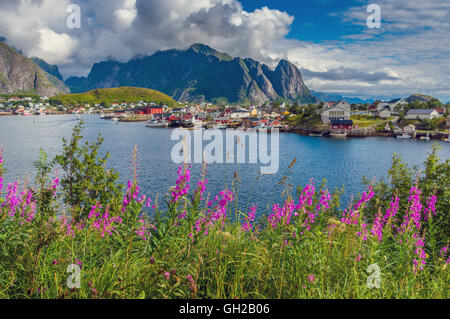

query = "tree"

[{"left": 53, "top": 121, "right": 122, "bottom": 220}]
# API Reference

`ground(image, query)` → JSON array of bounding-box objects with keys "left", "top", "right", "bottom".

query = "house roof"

[
  {"left": 408, "top": 109, "right": 434, "bottom": 114},
  {"left": 331, "top": 120, "right": 353, "bottom": 125}
]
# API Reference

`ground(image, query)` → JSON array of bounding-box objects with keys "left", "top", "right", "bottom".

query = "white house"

[
  {"left": 379, "top": 109, "right": 392, "bottom": 119},
  {"left": 404, "top": 124, "right": 416, "bottom": 133},
  {"left": 406, "top": 109, "right": 440, "bottom": 120},
  {"left": 321, "top": 101, "right": 351, "bottom": 124}
]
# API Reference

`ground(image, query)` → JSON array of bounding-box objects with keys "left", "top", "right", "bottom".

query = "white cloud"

[{"left": 29, "top": 28, "right": 77, "bottom": 64}]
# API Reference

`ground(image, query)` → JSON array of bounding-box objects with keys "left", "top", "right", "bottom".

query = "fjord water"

[{"left": 1, "top": 114, "right": 449, "bottom": 216}]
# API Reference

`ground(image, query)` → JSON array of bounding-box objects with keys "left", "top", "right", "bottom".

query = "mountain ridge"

[
  {"left": 65, "top": 44, "right": 316, "bottom": 105},
  {"left": 0, "top": 42, "right": 69, "bottom": 96}
]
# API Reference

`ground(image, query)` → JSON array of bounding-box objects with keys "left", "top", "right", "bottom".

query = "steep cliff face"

[
  {"left": 65, "top": 44, "right": 315, "bottom": 104},
  {"left": 0, "top": 43, "right": 69, "bottom": 96},
  {"left": 31, "top": 57, "right": 64, "bottom": 82},
  {"left": 269, "top": 59, "right": 312, "bottom": 101}
]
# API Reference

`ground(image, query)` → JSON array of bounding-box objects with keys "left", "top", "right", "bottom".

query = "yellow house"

[{"left": 250, "top": 107, "right": 258, "bottom": 117}]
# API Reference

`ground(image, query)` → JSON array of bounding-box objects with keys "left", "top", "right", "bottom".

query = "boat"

[
  {"left": 396, "top": 133, "right": 412, "bottom": 139},
  {"left": 309, "top": 132, "right": 324, "bottom": 137},
  {"left": 217, "top": 123, "right": 228, "bottom": 129},
  {"left": 169, "top": 119, "right": 182, "bottom": 128},
  {"left": 111, "top": 117, "right": 119, "bottom": 122},
  {"left": 330, "top": 132, "right": 347, "bottom": 138},
  {"left": 146, "top": 119, "right": 168, "bottom": 128},
  {"left": 419, "top": 133, "right": 430, "bottom": 141},
  {"left": 256, "top": 123, "right": 269, "bottom": 131}
]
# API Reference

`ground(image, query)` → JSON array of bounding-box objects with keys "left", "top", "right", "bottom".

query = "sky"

[{"left": 0, "top": 0, "right": 449, "bottom": 101}]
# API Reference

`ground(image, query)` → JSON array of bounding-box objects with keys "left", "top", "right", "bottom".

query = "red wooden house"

[
  {"left": 331, "top": 120, "right": 353, "bottom": 131},
  {"left": 145, "top": 105, "right": 164, "bottom": 115}
]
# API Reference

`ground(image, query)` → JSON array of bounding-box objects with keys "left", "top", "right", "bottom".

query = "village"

[{"left": 1, "top": 94, "right": 449, "bottom": 141}]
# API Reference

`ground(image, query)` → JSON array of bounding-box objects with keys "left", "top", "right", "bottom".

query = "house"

[
  {"left": 250, "top": 107, "right": 259, "bottom": 117},
  {"left": 145, "top": 105, "right": 164, "bottom": 115},
  {"left": 230, "top": 110, "right": 250, "bottom": 119},
  {"left": 268, "top": 120, "right": 284, "bottom": 128},
  {"left": 406, "top": 109, "right": 440, "bottom": 120},
  {"left": 404, "top": 124, "right": 416, "bottom": 133},
  {"left": 242, "top": 118, "right": 260, "bottom": 127},
  {"left": 214, "top": 113, "right": 231, "bottom": 124},
  {"left": 434, "top": 108, "right": 445, "bottom": 115},
  {"left": 446, "top": 117, "right": 450, "bottom": 128},
  {"left": 379, "top": 109, "right": 392, "bottom": 119},
  {"left": 321, "top": 101, "right": 351, "bottom": 123},
  {"left": 330, "top": 120, "right": 353, "bottom": 131},
  {"left": 334, "top": 101, "right": 351, "bottom": 110},
  {"left": 323, "top": 102, "right": 334, "bottom": 109}
]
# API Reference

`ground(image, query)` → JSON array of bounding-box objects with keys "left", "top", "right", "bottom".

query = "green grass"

[{"left": 50, "top": 87, "right": 177, "bottom": 107}]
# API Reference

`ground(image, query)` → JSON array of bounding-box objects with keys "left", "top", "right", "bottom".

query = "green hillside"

[{"left": 50, "top": 87, "right": 176, "bottom": 106}]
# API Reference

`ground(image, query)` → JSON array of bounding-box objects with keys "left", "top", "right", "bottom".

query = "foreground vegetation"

[
  {"left": 0, "top": 123, "right": 448, "bottom": 299},
  {"left": 50, "top": 87, "right": 176, "bottom": 107}
]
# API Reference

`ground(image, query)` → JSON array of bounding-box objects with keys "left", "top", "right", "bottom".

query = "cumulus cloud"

[{"left": 0, "top": 0, "right": 448, "bottom": 101}]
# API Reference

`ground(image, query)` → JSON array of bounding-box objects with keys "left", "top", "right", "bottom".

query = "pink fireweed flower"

[
  {"left": 383, "top": 196, "right": 399, "bottom": 225},
  {"left": 208, "top": 189, "right": 234, "bottom": 223},
  {"left": 1, "top": 181, "right": 37, "bottom": 223},
  {"left": 316, "top": 189, "right": 331, "bottom": 211},
  {"left": 135, "top": 218, "right": 155, "bottom": 241},
  {"left": 50, "top": 177, "right": 59, "bottom": 197},
  {"left": 424, "top": 193, "right": 437, "bottom": 220},
  {"left": 164, "top": 272, "right": 170, "bottom": 280},
  {"left": 75, "top": 258, "right": 83, "bottom": 269},
  {"left": 412, "top": 233, "right": 426, "bottom": 272},
  {"left": 242, "top": 205, "right": 257, "bottom": 231},
  {"left": 354, "top": 186, "right": 375, "bottom": 210},
  {"left": 307, "top": 275, "right": 315, "bottom": 283},
  {"left": 171, "top": 165, "right": 191, "bottom": 203},
  {"left": 0, "top": 149, "right": 3, "bottom": 194},
  {"left": 371, "top": 209, "right": 384, "bottom": 242},
  {"left": 296, "top": 180, "right": 316, "bottom": 212},
  {"left": 89, "top": 203, "right": 122, "bottom": 237},
  {"left": 268, "top": 200, "right": 295, "bottom": 229},
  {"left": 401, "top": 187, "right": 422, "bottom": 232},
  {"left": 439, "top": 246, "right": 449, "bottom": 264},
  {"left": 195, "top": 178, "right": 208, "bottom": 201}
]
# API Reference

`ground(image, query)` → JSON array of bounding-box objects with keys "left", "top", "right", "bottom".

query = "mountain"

[
  {"left": 0, "top": 42, "right": 69, "bottom": 96},
  {"left": 31, "top": 57, "right": 64, "bottom": 81},
  {"left": 50, "top": 87, "right": 176, "bottom": 106},
  {"left": 407, "top": 94, "right": 434, "bottom": 104},
  {"left": 311, "top": 91, "right": 375, "bottom": 104},
  {"left": 65, "top": 43, "right": 316, "bottom": 105}
]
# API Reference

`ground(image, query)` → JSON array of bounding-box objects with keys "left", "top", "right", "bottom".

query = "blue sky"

[
  {"left": 240, "top": 0, "right": 364, "bottom": 42},
  {"left": 0, "top": 0, "right": 449, "bottom": 102}
]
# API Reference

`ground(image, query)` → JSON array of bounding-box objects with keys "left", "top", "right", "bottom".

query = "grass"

[
  {"left": 50, "top": 87, "right": 177, "bottom": 107},
  {"left": 351, "top": 115, "right": 392, "bottom": 128}
]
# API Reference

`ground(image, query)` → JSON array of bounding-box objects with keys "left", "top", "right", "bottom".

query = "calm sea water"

[{"left": 0, "top": 114, "right": 449, "bottom": 216}]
